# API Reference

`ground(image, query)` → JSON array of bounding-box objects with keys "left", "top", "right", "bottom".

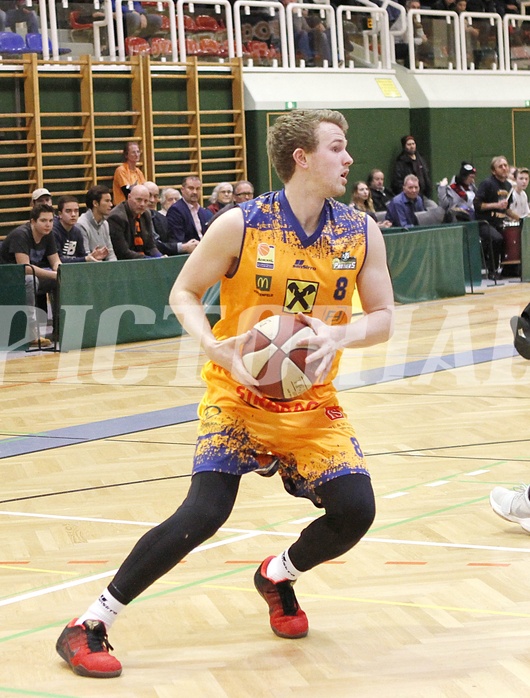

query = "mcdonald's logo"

[{"left": 255, "top": 275, "right": 272, "bottom": 292}]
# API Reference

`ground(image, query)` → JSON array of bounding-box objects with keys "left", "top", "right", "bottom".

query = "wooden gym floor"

[{"left": 1, "top": 281, "right": 530, "bottom": 698}]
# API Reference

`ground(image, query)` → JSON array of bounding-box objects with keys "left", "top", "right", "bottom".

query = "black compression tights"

[{"left": 109, "top": 470, "right": 375, "bottom": 605}]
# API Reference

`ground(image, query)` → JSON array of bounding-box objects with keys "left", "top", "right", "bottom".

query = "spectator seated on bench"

[{"left": 385, "top": 175, "right": 426, "bottom": 229}]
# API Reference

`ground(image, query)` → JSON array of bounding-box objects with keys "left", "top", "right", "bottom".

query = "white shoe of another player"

[{"left": 490, "top": 485, "right": 530, "bottom": 531}]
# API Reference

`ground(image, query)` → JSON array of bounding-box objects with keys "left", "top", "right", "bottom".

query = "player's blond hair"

[{"left": 267, "top": 109, "right": 349, "bottom": 184}]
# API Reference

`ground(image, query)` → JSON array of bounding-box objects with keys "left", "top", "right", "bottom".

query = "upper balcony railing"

[{"left": 2, "top": 0, "right": 530, "bottom": 73}]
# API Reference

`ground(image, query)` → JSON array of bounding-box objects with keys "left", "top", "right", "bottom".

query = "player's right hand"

[{"left": 209, "top": 332, "right": 260, "bottom": 390}]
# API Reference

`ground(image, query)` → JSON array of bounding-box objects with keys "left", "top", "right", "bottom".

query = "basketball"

[{"left": 241, "top": 315, "right": 319, "bottom": 400}]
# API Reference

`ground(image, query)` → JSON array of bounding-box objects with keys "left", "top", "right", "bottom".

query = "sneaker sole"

[
  {"left": 269, "top": 623, "right": 308, "bottom": 640},
  {"left": 519, "top": 520, "right": 530, "bottom": 534}
]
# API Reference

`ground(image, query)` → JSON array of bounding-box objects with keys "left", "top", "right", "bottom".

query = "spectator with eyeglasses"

[
  {"left": 233, "top": 181, "right": 255, "bottom": 203},
  {"left": 207, "top": 181, "right": 255, "bottom": 227},
  {"left": 207, "top": 183, "right": 234, "bottom": 215}
]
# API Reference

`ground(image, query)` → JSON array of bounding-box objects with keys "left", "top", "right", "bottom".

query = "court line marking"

[
  {"left": 0, "top": 404, "right": 199, "bottom": 457},
  {"left": 375, "top": 461, "right": 508, "bottom": 501},
  {"left": 0, "top": 510, "right": 161, "bottom": 527},
  {"left": 0, "top": 458, "right": 512, "bottom": 508},
  {"left": 2, "top": 511, "right": 530, "bottom": 556},
  {"left": 1, "top": 510, "right": 530, "bottom": 610},
  {"left": 0, "top": 530, "right": 264, "bottom": 609},
  {"left": 0, "top": 344, "right": 517, "bottom": 459},
  {"left": 365, "top": 536, "right": 530, "bottom": 553},
  {"left": 0, "top": 564, "right": 78, "bottom": 576},
  {"left": 0, "top": 338, "right": 520, "bottom": 684},
  {"left": 201, "top": 584, "right": 530, "bottom": 619},
  {"left": 0, "top": 688, "right": 77, "bottom": 698}
]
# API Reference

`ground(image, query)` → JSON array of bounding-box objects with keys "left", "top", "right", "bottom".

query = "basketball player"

[{"left": 56, "top": 109, "right": 395, "bottom": 678}]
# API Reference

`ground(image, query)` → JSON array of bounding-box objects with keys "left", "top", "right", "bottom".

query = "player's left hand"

[{"left": 295, "top": 312, "right": 340, "bottom": 382}]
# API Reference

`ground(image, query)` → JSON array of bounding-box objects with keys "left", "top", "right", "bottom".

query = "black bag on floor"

[{"left": 511, "top": 302, "right": 530, "bottom": 360}]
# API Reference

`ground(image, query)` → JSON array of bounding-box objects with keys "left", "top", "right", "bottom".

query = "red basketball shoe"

[
  {"left": 254, "top": 556, "right": 308, "bottom": 639},
  {"left": 56, "top": 618, "right": 122, "bottom": 678}
]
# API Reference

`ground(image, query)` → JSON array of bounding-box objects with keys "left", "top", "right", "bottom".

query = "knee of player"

[
  {"left": 340, "top": 498, "right": 375, "bottom": 539},
  {"left": 325, "top": 484, "right": 376, "bottom": 540},
  {"left": 190, "top": 508, "right": 230, "bottom": 539}
]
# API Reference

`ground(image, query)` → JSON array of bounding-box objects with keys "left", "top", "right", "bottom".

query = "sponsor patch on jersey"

[
  {"left": 325, "top": 406, "right": 345, "bottom": 421},
  {"left": 283, "top": 279, "right": 319, "bottom": 314},
  {"left": 323, "top": 309, "right": 348, "bottom": 326},
  {"left": 203, "top": 405, "right": 222, "bottom": 420},
  {"left": 255, "top": 275, "right": 272, "bottom": 293},
  {"left": 256, "top": 243, "right": 275, "bottom": 269},
  {"left": 332, "top": 251, "right": 357, "bottom": 271},
  {"left": 293, "top": 259, "right": 316, "bottom": 271}
]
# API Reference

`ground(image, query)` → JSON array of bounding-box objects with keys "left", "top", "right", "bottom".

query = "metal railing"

[
  {"left": 116, "top": 0, "right": 177, "bottom": 61},
  {"left": 459, "top": 11, "right": 504, "bottom": 71},
  {"left": 4, "top": 1, "right": 530, "bottom": 73},
  {"left": 337, "top": 5, "right": 391, "bottom": 70},
  {"left": 233, "top": 0, "right": 287, "bottom": 68},
  {"left": 405, "top": 9, "right": 461, "bottom": 71}
]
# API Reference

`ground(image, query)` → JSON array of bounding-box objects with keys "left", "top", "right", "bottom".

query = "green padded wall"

[
  {"left": 58, "top": 257, "right": 187, "bottom": 351},
  {"left": 383, "top": 225, "right": 466, "bottom": 303},
  {"left": 57, "top": 256, "right": 221, "bottom": 351},
  {"left": 0, "top": 264, "right": 30, "bottom": 349},
  {"left": 411, "top": 107, "right": 517, "bottom": 189}
]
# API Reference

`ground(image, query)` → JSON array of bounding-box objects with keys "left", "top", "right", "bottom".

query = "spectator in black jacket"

[
  {"left": 145, "top": 180, "right": 182, "bottom": 256},
  {"left": 367, "top": 169, "right": 394, "bottom": 212},
  {"left": 391, "top": 135, "right": 432, "bottom": 198},
  {"left": 107, "top": 185, "right": 163, "bottom": 260},
  {"left": 474, "top": 155, "right": 516, "bottom": 279}
]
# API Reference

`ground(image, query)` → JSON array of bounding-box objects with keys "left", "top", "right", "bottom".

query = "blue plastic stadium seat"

[
  {"left": 0, "top": 31, "right": 29, "bottom": 54},
  {"left": 26, "top": 32, "right": 72, "bottom": 55}
]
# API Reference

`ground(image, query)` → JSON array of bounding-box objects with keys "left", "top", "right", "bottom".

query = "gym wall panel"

[
  {"left": 245, "top": 107, "right": 410, "bottom": 201},
  {"left": 413, "top": 107, "right": 516, "bottom": 189}
]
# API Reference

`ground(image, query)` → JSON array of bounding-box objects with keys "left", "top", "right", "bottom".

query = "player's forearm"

[
  {"left": 169, "top": 288, "right": 218, "bottom": 354},
  {"left": 334, "top": 306, "right": 394, "bottom": 349}
]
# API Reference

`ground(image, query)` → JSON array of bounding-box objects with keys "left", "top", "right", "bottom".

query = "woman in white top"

[{"left": 509, "top": 168, "right": 530, "bottom": 220}]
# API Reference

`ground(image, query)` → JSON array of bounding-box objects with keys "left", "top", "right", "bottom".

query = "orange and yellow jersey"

[{"left": 200, "top": 189, "right": 368, "bottom": 413}]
